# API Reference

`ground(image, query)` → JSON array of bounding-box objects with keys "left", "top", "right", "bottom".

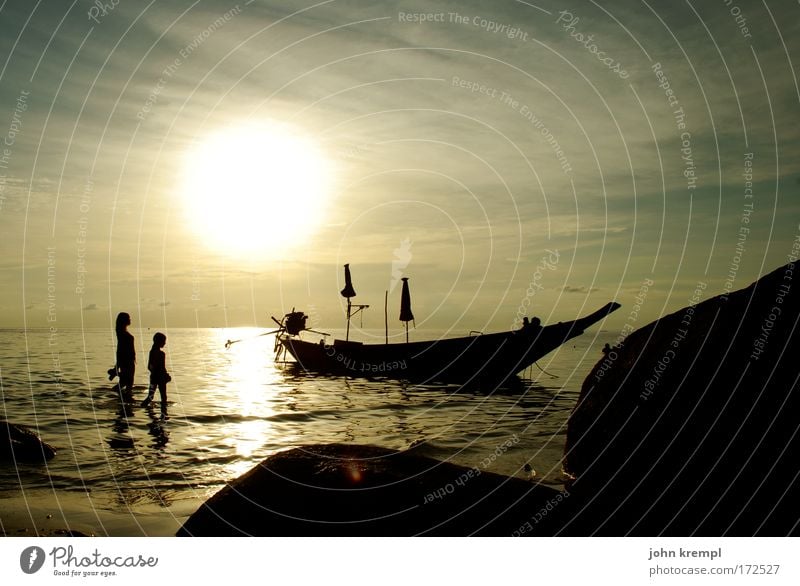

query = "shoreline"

[{"left": 0, "top": 488, "right": 203, "bottom": 537}]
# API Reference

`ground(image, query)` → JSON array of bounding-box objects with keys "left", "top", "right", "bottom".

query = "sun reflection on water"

[
  {"left": 212, "top": 328, "right": 283, "bottom": 477},
  {"left": 0, "top": 326, "right": 587, "bottom": 525}
]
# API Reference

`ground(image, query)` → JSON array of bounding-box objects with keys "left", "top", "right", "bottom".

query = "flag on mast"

[{"left": 340, "top": 263, "right": 356, "bottom": 298}]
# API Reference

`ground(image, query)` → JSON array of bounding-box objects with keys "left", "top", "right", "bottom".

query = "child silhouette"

[{"left": 141, "top": 332, "right": 171, "bottom": 418}]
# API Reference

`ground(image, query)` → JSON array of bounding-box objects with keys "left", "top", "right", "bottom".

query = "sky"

[{"left": 1, "top": 0, "right": 799, "bottom": 336}]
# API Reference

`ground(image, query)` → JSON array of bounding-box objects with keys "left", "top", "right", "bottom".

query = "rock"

[
  {"left": 51, "top": 529, "right": 92, "bottom": 537},
  {"left": 177, "top": 443, "right": 563, "bottom": 536},
  {"left": 0, "top": 421, "right": 56, "bottom": 463},
  {"left": 563, "top": 263, "right": 800, "bottom": 535}
]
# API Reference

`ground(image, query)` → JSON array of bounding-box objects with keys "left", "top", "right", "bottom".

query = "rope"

[
  {"left": 224, "top": 329, "right": 278, "bottom": 349},
  {"left": 533, "top": 361, "right": 558, "bottom": 378}
]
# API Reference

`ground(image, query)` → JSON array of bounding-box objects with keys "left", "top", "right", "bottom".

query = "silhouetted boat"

[{"left": 273, "top": 265, "right": 621, "bottom": 383}]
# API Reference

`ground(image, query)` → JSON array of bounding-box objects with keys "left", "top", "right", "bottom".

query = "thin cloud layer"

[{"left": 0, "top": 0, "right": 797, "bottom": 329}]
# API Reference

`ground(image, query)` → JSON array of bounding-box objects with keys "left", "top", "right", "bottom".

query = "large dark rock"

[
  {"left": 563, "top": 263, "right": 800, "bottom": 535},
  {"left": 0, "top": 421, "right": 57, "bottom": 463},
  {"left": 177, "top": 443, "right": 563, "bottom": 536}
]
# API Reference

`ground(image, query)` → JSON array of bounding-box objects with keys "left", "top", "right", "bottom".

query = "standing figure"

[
  {"left": 115, "top": 312, "right": 136, "bottom": 397},
  {"left": 142, "top": 332, "right": 171, "bottom": 417}
]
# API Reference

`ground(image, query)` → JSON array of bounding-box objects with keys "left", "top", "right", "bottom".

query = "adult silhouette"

[{"left": 114, "top": 312, "right": 136, "bottom": 396}]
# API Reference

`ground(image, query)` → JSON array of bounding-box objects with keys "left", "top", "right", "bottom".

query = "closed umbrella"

[{"left": 399, "top": 277, "right": 415, "bottom": 342}]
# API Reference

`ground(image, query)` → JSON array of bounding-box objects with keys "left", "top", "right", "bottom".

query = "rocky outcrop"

[
  {"left": 177, "top": 264, "right": 800, "bottom": 536},
  {"left": 0, "top": 421, "right": 56, "bottom": 463},
  {"left": 563, "top": 263, "right": 800, "bottom": 535},
  {"left": 177, "top": 443, "right": 563, "bottom": 536}
]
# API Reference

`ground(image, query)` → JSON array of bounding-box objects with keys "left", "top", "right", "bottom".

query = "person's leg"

[
  {"left": 118, "top": 363, "right": 135, "bottom": 394},
  {"left": 158, "top": 383, "right": 168, "bottom": 416},
  {"left": 141, "top": 381, "right": 155, "bottom": 407},
  {"left": 117, "top": 372, "right": 129, "bottom": 400}
]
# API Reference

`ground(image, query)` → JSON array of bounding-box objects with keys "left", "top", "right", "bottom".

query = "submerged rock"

[
  {"left": 177, "top": 443, "right": 563, "bottom": 536},
  {"left": 0, "top": 421, "right": 57, "bottom": 463},
  {"left": 51, "top": 529, "right": 91, "bottom": 537},
  {"left": 563, "top": 263, "right": 800, "bottom": 535}
]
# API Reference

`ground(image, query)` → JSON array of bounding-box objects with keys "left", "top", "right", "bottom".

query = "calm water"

[{"left": 0, "top": 327, "right": 611, "bottom": 535}]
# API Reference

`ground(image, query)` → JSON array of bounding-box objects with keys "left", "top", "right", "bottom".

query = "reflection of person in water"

[
  {"left": 146, "top": 411, "right": 170, "bottom": 448},
  {"left": 141, "top": 332, "right": 171, "bottom": 418},
  {"left": 115, "top": 312, "right": 136, "bottom": 396}
]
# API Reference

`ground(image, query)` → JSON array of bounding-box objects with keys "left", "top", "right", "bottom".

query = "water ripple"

[{"left": 0, "top": 328, "right": 607, "bottom": 499}]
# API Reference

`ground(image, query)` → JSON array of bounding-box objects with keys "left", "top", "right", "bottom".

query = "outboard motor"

[{"left": 284, "top": 311, "right": 308, "bottom": 336}]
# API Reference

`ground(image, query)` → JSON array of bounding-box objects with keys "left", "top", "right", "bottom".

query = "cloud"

[
  {"left": 0, "top": 0, "right": 798, "bottom": 331},
  {"left": 561, "top": 285, "right": 600, "bottom": 294}
]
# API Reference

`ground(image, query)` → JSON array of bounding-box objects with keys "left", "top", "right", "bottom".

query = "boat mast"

[
  {"left": 340, "top": 263, "right": 368, "bottom": 342},
  {"left": 346, "top": 298, "right": 352, "bottom": 341},
  {"left": 384, "top": 290, "right": 388, "bottom": 344},
  {"left": 341, "top": 264, "right": 356, "bottom": 341}
]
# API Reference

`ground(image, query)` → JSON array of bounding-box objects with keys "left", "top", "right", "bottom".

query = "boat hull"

[{"left": 278, "top": 302, "right": 620, "bottom": 383}]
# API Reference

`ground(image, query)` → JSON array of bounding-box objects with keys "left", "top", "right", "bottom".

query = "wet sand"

[{"left": 0, "top": 489, "right": 202, "bottom": 537}]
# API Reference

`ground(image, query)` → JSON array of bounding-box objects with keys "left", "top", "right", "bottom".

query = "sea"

[{"left": 0, "top": 326, "right": 614, "bottom": 536}]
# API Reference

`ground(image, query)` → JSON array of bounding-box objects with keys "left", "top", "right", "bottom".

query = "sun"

[{"left": 181, "top": 122, "right": 332, "bottom": 258}]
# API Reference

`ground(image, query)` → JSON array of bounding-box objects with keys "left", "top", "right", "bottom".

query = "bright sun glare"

[{"left": 181, "top": 122, "right": 332, "bottom": 258}]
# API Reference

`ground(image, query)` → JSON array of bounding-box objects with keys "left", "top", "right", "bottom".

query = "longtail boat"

[{"left": 273, "top": 264, "right": 620, "bottom": 383}]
